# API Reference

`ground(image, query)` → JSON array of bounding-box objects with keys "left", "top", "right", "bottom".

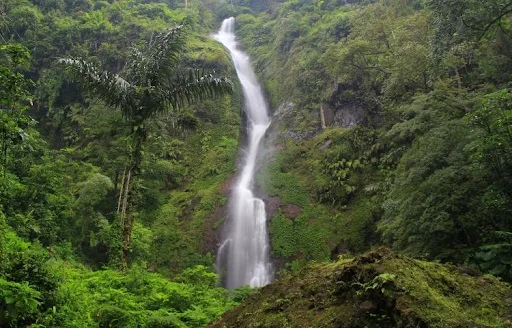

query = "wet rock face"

[
  {"left": 272, "top": 101, "right": 320, "bottom": 141},
  {"left": 282, "top": 203, "right": 302, "bottom": 219},
  {"left": 321, "top": 102, "right": 369, "bottom": 127},
  {"left": 265, "top": 196, "right": 282, "bottom": 219},
  {"left": 273, "top": 100, "right": 368, "bottom": 142},
  {"left": 264, "top": 196, "right": 302, "bottom": 220},
  {"left": 203, "top": 205, "right": 226, "bottom": 254},
  {"left": 323, "top": 82, "right": 374, "bottom": 128},
  {"left": 203, "top": 175, "right": 236, "bottom": 255},
  {"left": 333, "top": 103, "right": 368, "bottom": 127},
  {"left": 273, "top": 101, "right": 294, "bottom": 118}
]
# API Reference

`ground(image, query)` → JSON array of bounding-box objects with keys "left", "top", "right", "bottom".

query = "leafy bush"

[
  {"left": 145, "top": 315, "right": 187, "bottom": 328},
  {"left": 0, "top": 278, "right": 41, "bottom": 327}
]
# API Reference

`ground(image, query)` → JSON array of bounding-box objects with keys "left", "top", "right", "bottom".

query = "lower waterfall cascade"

[{"left": 213, "top": 17, "right": 273, "bottom": 289}]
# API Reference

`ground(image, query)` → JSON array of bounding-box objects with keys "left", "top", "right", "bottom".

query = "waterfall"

[{"left": 213, "top": 17, "right": 273, "bottom": 289}]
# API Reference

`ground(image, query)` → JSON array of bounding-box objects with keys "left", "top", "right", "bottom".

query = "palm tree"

[{"left": 59, "top": 25, "right": 232, "bottom": 268}]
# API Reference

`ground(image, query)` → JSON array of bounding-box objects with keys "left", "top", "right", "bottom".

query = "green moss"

[
  {"left": 210, "top": 249, "right": 512, "bottom": 328},
  {"left": 258, "top": 152, "right": 309, "bottom": 208},
  {"left": 186, "top": 35, "right": 232, "bottom": 68},
  {"left": 213, "top": 217, "right": 224, "bottom": 230},
  {"left": 332, "top": 197, "right": 380, "bottom": 253},
  {"left": 269, "top": 207, "right": 335, "bottom": 262},
  {"left": 269, "top": 212, "right": 295, "bottom": 258},
  {"left": 378, "top": 256, "right": 512, "bottom": 327}
]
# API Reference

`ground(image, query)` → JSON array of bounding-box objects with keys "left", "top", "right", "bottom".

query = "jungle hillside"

[{"left": 0, "top": 0, "right": 511, "bottom": 327}]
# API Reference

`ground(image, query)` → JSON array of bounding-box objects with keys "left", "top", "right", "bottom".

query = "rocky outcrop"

[
  {"left": 271, "top": 101, "right": 320, "bottom": 141},
  {"left": 322, "top": 102, "right": 369, "bottom": 127},
  {"left": 209, "top": 248, "right": 512, "bottom": 328}
]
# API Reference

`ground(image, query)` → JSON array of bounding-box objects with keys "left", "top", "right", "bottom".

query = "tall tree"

[
  {"left": 59, "top": 25, "right": 232, "bottom": 268},
  {"left": 427, "top": 0, "right": 512, "bottom": 63},
  {"left": 0, "top": 44, "right": 33, "bottom": 174}
]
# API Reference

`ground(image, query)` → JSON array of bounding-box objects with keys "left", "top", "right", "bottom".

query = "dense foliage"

[
  {"left": 0, "top": 0, "right": 246, "bottom": 326},
  {"left": 1, "top": 0, "right": 512, "bottom": 326},
  {"left": 236, "top": 0, "right": 512, "bottom": 280}
]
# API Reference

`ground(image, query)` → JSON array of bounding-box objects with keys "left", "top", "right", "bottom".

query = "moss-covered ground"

[{"left": 209, "top": 248, "right": 512, "bottom": 328}]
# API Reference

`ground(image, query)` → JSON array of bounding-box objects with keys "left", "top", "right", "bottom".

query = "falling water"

[{"left": 213, "top": 17, "right": 272, "bottom": 289}]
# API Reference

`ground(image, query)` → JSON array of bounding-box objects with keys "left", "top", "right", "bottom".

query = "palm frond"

[
  {"left": 124, "top": 48, "right": 150, "bottom": 85},
  {"left": 161, "top": 69, "right": 233, "bottom": 112},
  {"left": 58, "top": 57, "right": 135, "bottom": 112},
  {"left": 150, "top": 25, "right": 187, "bottom": 67},
  {"left": 143, "top": 25, "right": 187, "bottom": 86}
]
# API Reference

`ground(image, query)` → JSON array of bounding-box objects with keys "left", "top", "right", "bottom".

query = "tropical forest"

[{"left": 0, "top": 0, "right": 511, "bottom": 327}]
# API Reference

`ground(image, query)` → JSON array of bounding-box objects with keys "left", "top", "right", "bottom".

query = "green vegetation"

[
  {"left": 237, "top": 0, "right": 512, "bottom": 281},
  {"left": 210, "top": 248, "right": 512, "bottom": 327},
  {"left": 58, "top": 24, "right": 232, "bottom": 268},
  {"left": 0, "top": 0, "right": 245, "bottom": 326},
  {"left": 0, "top": 224, "right": 239, "bottom": 327},
  {"left": 0, "top": 0, "right": 241, "bottom": 267},
  {"left": 1, "top": 0, "right": 512, "bottom": 325}
]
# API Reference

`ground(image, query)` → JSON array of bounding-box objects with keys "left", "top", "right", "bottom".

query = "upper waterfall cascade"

[{"left": 213, "top": 17, "right": 273, "bottom": 289}]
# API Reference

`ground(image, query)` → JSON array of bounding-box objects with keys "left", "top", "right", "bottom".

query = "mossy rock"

[{"left": 209, "top": 248, "right": 512, "bottom": 327}]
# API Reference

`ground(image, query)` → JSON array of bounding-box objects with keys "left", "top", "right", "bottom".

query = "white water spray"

[{"left": 213, "top": 17, "right": 272, "bottom": 289}]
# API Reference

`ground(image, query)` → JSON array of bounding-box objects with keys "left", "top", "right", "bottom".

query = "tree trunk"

[
  {"left": 118, "top": 166, "right": 132, "bottom": 270},
  {"left": 120, "top": 168, "right": 131, "bottom": 226},
  {"left": 320, "top": 104, "right": 327, "bottom": 130},
  {"left": 119, "top": 129, "right": 144, "bottom": 270},
  {"left": 455, "top": 67, "right": 462, "bottom": 89},
  {"left": 116, "top": 167, "right": 126, "bottom": 214},
  {"left": 121, "top": 206, "right": 134, "bottom": 271}
]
